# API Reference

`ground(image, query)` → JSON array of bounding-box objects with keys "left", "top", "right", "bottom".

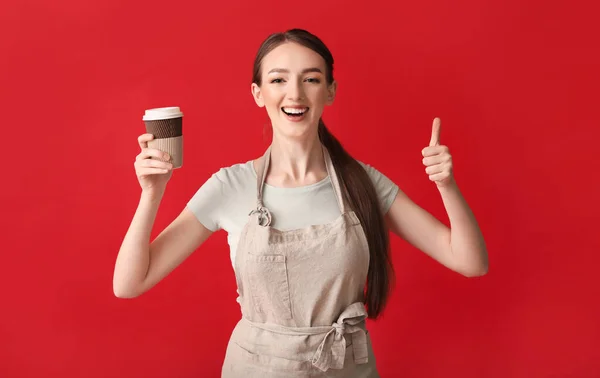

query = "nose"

[{"left": 287, "top": 78, "right": 305, "bottom": 101}]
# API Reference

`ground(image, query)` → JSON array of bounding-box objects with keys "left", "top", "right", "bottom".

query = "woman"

[{"left": 113, "top": 29, "right": 488, "bottom": 377}]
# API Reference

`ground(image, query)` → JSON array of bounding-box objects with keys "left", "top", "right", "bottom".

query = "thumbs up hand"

[{"left": 421, "top": 117, "right": 455, "bottom": 188}]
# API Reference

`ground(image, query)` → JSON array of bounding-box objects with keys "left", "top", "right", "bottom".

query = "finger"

[
  {"left": 429, "top": 117, "right": 441, "bottom": 147},
  {"left": 429, "top": 171, "right": 450, "bottom": 182},
  {"left": 421, "top": 145, "right": 443, "bottom": 157},
  {"left": 139, "top": 167, "right": 171, "bottom": 175},
  {"left": 138, "top": 148, "right": 170, "bottom": 161},
  {"left": 138, "top": 158, "right": 173, "bottom": 170},
  {"left": 425, "top": 165, "right": 440, "bottom": 175},
  {"left": 138, "top": 133, "right": 155, "bottom": 149},
  {"left": 422, "top": 155, "right": 445, "bottom": 166},
  {"left": 423, "top": 149, "right": 451, "bottom": 163}
]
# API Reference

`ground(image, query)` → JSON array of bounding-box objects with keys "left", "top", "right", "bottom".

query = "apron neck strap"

[
  {"left": 322, "top": 146, "right": 347, "bottom": 214},
  {"left": 256, "top": 146, "right": 271, "bottom": 208},
  {"left": 256, "top": 144, "right": 347, "bottom": 214}
]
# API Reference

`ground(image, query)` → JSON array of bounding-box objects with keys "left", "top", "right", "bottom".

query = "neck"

[{"left": 267, "top": 132, "right": 327, "bottom": 187}]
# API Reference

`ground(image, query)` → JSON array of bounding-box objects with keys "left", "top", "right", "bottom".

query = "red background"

[{"left": 1, "top": 0, "right": 599, "bottom": 377}]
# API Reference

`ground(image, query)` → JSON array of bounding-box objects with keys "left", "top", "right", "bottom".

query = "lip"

[
  {"left": 281, "top": 105, "right": 309, "bottom": 109},
  {"left": 281, "top": 106, "right": 309, "bottom": 122}
]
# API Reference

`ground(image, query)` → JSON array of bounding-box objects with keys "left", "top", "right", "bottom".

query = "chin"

[{"left": 275, "top": 121, "right": 317, "bottom": 139}]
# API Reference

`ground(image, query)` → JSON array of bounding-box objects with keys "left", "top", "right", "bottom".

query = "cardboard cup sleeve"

[{"left": 147, "top": 135, "right": 183, "bottom": 169}]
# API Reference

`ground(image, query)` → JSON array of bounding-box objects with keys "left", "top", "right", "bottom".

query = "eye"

[
  {"left": 305, "top": 78, "right": 321, "bottom": 83},
  {"left": 270, "top": 78, "right": 284, "bottom": 83}
]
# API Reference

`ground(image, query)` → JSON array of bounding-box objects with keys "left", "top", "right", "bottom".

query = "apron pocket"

[
  {"left": 233, "top": 341, "right": 313, "bottom": 372},
  {"left": 246, "top": 253, "right": 293, "bottom": 320}
]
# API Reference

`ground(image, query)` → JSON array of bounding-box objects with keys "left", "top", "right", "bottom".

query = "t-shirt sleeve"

[
  {"left": 359, "top": 161, "right": 399, "bottom": 214},
  {"left": 186, "top": 170, "right": 226, "bottom": 232}
]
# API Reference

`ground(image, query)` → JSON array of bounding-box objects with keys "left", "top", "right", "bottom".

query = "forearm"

[
  {"left": 113, "top": 191, "right": 164, "bottom": 297},
  {"left": 438, "top": 179, "right": 488, "bottom": 276}
]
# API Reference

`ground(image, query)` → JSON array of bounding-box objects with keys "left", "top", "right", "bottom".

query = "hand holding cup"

[
  {"left": 134, "top": 133, "right": 174, "bottom": 194},
  {"left": 142, "top": 107, "right": 184, "bottom": 168},
  {"left": 134, "top": 106, "right": 184, "bottom": 195}
]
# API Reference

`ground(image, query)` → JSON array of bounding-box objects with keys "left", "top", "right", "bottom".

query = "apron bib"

[{"left": 221, "top": 145, "right": 379, "bottom": 377}]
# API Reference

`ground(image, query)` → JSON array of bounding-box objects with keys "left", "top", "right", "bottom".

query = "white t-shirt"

[{"left": 186, "top": 160, "right": 399, "bottom": 268}]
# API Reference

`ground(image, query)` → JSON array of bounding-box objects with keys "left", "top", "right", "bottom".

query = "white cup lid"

[{"left": 143, "top": 107, "right": 184, "bottom": 121}]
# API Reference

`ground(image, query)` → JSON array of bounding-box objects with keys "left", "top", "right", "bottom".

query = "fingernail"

[{"left": 164, "top": 154, "right": 170, "bottom": 160}]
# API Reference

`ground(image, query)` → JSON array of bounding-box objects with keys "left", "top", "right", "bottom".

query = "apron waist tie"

[{"left": 242, "top": 302, "right": 369, "bottom": 372}]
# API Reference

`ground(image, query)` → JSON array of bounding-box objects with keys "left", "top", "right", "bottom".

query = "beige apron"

[{"left": 221, "top": 145, "right": 379, "bottom": 378}]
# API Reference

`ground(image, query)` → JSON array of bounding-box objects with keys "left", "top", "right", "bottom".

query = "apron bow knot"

[{"left": 311, "top": 302, "right": 369, "bottom": 372}]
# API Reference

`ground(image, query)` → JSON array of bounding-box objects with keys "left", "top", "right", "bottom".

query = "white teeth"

[{"left": 283, "top": 107, "right": 307, "bottom": 115}]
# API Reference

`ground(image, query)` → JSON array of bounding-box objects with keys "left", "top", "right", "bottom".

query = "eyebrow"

[{"left": 267, "top": 67, "right": 323, "bottom": 74}]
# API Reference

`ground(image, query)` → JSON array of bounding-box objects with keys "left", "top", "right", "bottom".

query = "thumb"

[{"left": 429, "top": 117, "right": 441, "bottom": 147}]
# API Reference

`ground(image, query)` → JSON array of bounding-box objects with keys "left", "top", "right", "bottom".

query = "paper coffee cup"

[{"left": 143, "top": 107, "right": 184, "bottom": 169}]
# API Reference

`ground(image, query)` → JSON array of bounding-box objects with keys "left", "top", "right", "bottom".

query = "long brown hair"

[{"left": 251, "top": 29, "right": 394, "bottom": 319}]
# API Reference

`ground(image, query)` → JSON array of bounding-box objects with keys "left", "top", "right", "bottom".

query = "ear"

[
  {"left": 325, "top": 80, "right": 337, "bottom": 106},
  {"left": 251, "top": 83, "right": 265, "bottom": 107}
]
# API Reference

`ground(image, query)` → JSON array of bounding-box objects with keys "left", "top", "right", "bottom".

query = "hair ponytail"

[{"left": 318, "top": 119, "right": 394, "bottom": 318}]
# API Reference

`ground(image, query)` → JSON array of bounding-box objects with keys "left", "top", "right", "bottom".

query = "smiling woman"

[
  {"left": 113, "top": 28, "right": 488, "bottom": 378},
  {"left": 251, "top": 41, "right": 336, "bottom": 139}
]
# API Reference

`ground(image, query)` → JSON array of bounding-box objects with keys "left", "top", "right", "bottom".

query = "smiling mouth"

[{"left": 282, "top": 107, "right": 309, "bottom": 117}]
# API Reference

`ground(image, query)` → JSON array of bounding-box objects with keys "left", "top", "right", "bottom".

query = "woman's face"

[{"left": 251, "top": 42, "right": 336, "bottom": 140}]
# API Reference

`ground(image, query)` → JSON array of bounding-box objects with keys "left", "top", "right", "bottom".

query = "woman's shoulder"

[
  {"left": 355, "top": 159, "right": 399, "bottom": 212},
  {"left": 356, "top": 160, "right": 386, "bottom": 178},
  {"left": 210, "top": 159, "right": 258, "bottom": 191}
]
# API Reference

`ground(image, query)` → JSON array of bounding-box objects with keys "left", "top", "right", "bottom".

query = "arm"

[
  {"left": 385, "top": 179, "right": 488, "bottom": 277},
  {"left": 384, "top": 117, "right": 488, "bottom": 277},
  {"left": 112, "top": 192, "right": 213, "bottom": 298}
]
